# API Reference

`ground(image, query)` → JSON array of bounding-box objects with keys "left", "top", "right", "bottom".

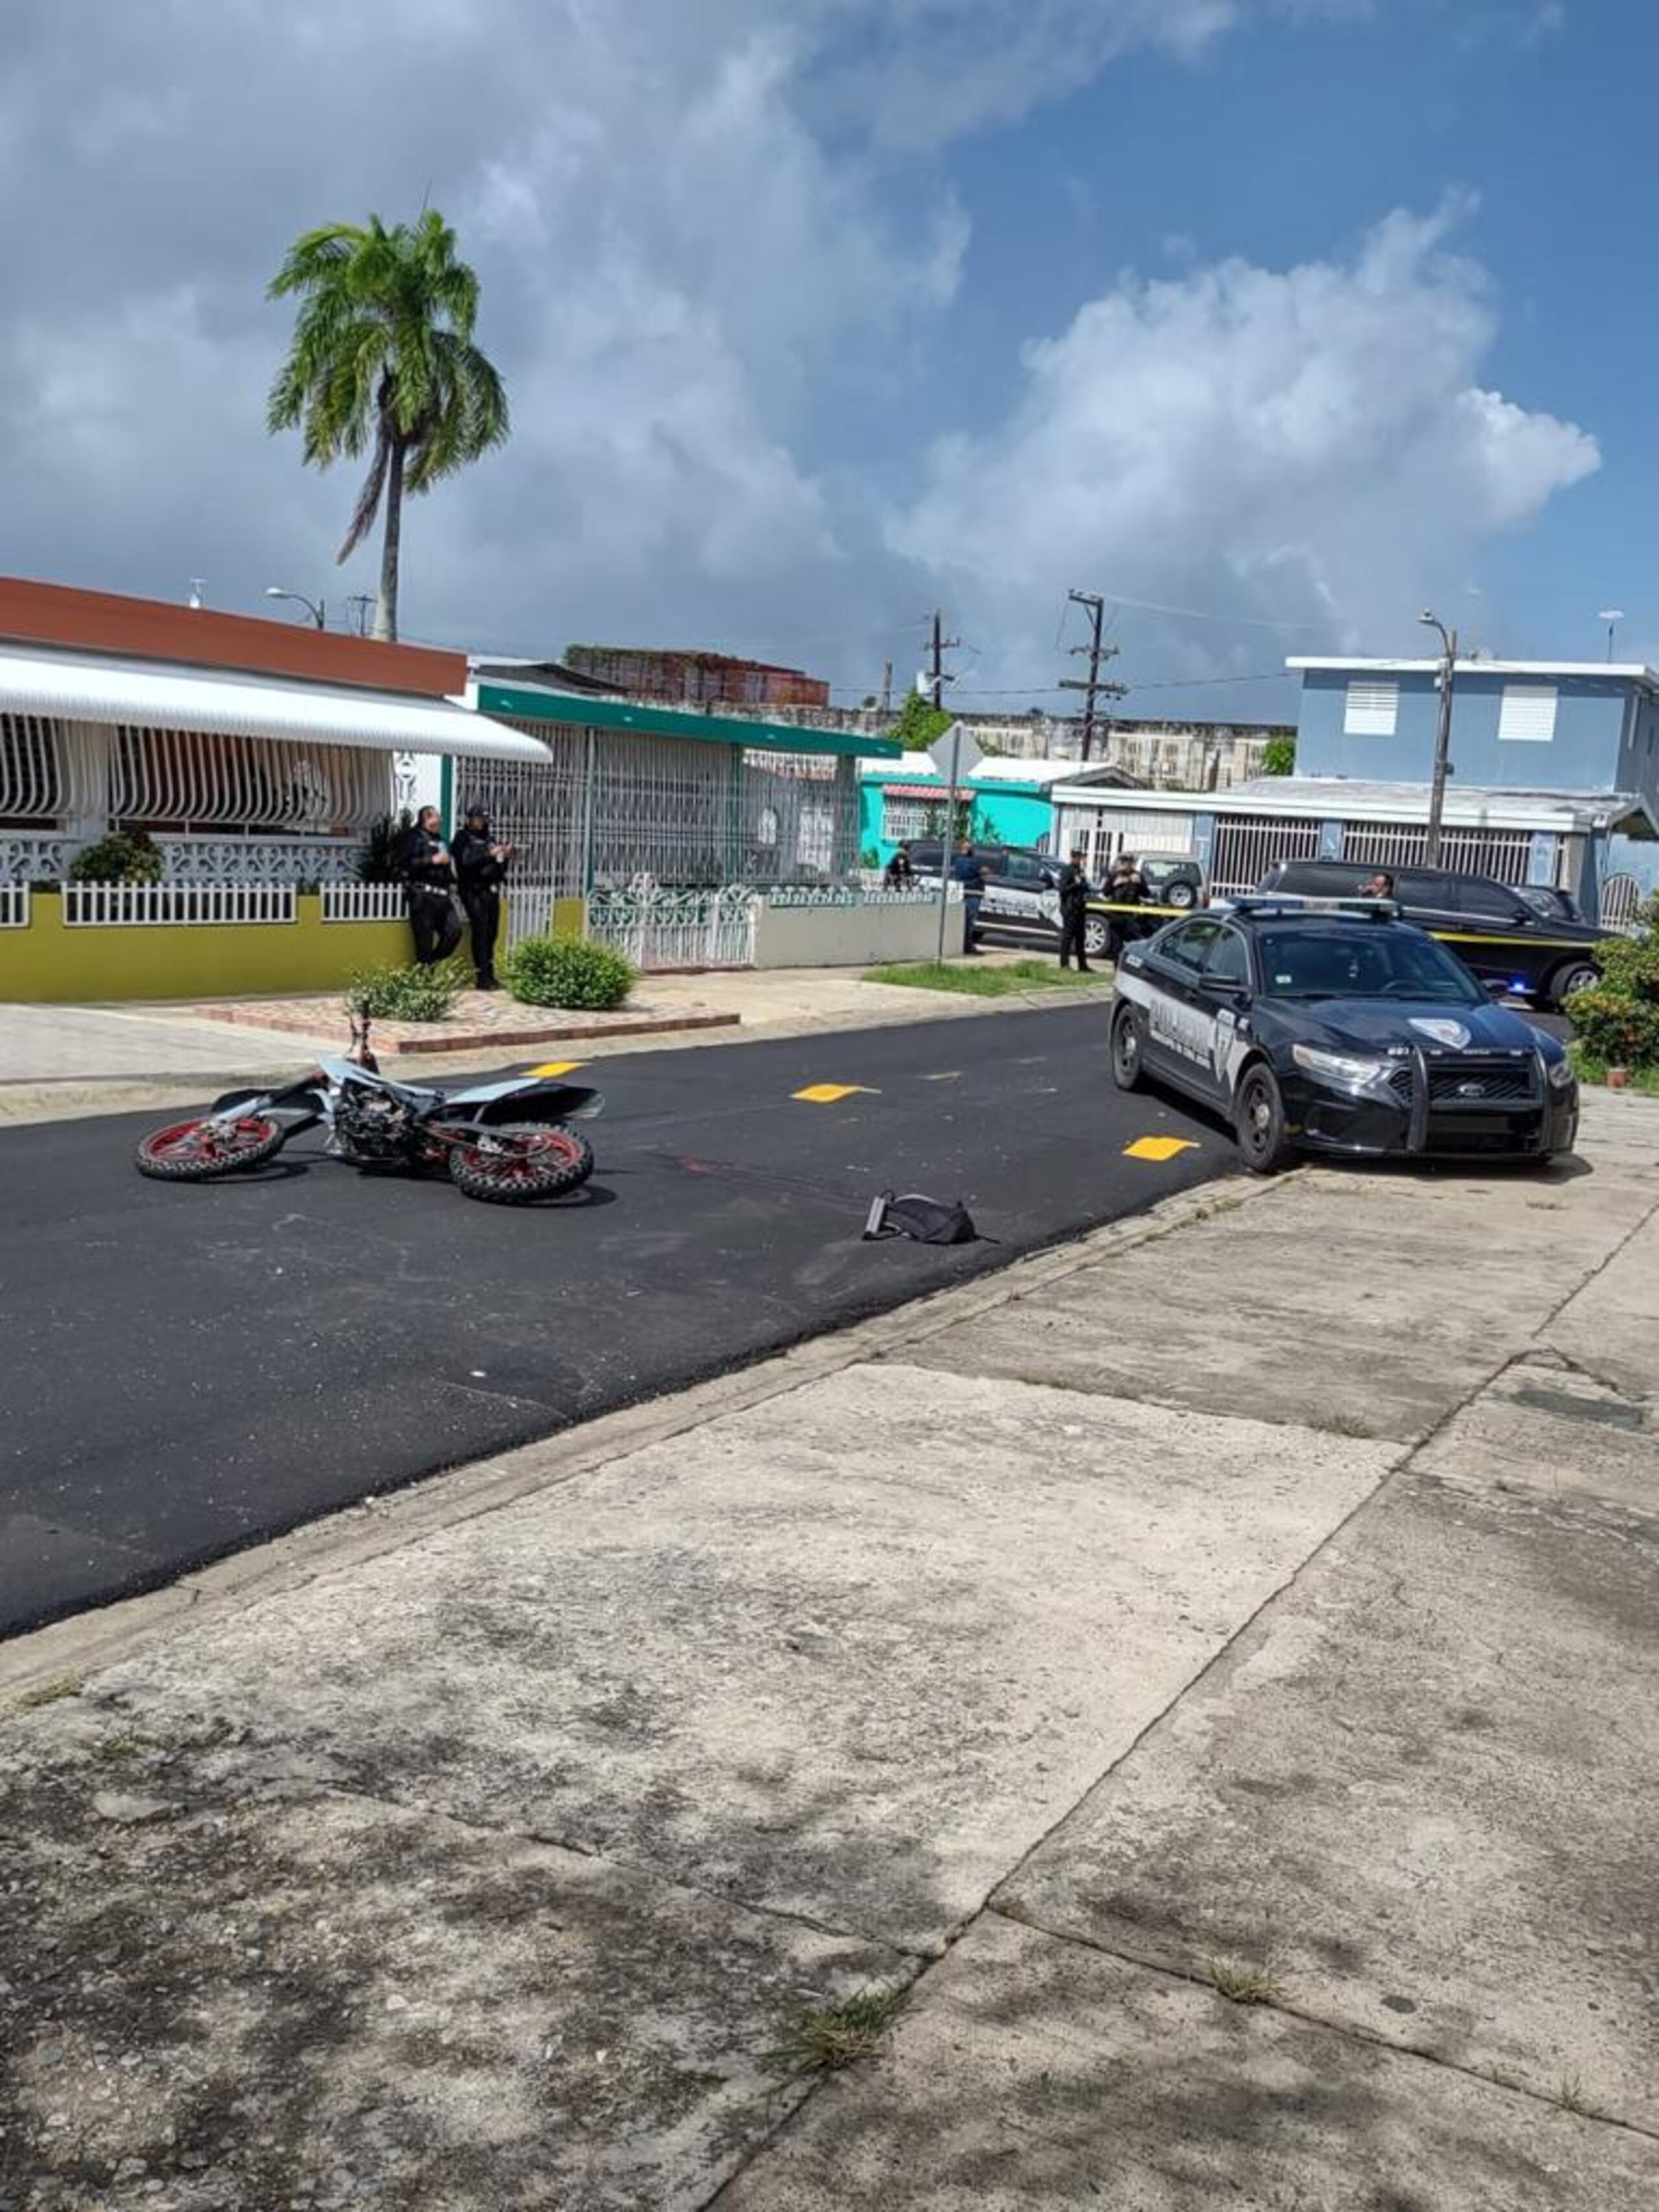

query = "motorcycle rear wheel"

[
  {"left": 448, "top": 1123, "right": 594, "bottom": 1205},
  {"left": 136, "top": 1114, "right": 285, "bottom": 1182}
]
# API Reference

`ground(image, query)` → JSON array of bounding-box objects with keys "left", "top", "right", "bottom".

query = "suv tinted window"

[
  {"left": 1454, "top": 878, "right": 1530, "bottom": 922},
  {"left": 1389, "top": 870, "right": 1458, "bottom": 909}
]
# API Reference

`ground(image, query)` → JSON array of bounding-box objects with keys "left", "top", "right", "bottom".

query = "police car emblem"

[{"left": 1410, "top": 1018, "right": 1471, "bottom": 1049}]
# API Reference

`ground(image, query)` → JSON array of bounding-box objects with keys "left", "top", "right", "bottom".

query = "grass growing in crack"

[
  {"left": 1554, "top": 2073, "right": 1592, "bottom": 2115},
  {"left": 764, "top": 1984, "right": 909, "bottom": 2078},
  {"left": 14, "top": 1674, "right": 82, "bottom": 1710},
  {"left": 1205, "top": 1956, "right": 1286, "bottom": 2005},
  {"left": 1316, "top": 1411, "right": 1372, "bottom": 1439}
]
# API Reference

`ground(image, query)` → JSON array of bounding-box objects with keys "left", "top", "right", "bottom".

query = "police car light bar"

[{"left": 1214, "top": 895, "right": 1399, "bottom": 922}]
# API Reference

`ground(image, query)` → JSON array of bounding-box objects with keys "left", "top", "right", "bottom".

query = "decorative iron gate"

[{"left": 586, "top": 883, "right": 759, "bottom": 970}]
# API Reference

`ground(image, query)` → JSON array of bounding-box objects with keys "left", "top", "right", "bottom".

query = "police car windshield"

[{"left": 1257, "top": 929, "right": 1481, "bottom": 1005}]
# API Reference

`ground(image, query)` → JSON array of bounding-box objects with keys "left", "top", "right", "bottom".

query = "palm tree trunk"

[{"left": 373, "top": 439, "right": 406, "bottom": 643}]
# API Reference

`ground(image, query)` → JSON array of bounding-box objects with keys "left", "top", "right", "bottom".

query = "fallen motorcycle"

[{"left": 133, "top": 1013, "right": 603, "bottom": 1207}]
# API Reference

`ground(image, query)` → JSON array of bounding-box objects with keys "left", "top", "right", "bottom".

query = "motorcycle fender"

[
  {"left": 207, "top": 1084, "right": 326, "bottom": 1130},
  {"left": 450, "top": 1078, "right": 605, "bottom": 1122}
]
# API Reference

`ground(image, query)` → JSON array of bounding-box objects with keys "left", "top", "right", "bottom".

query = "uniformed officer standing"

[
  {"left": 449, "top": 804, "right": 515, "bottom": 991},
  {"left": 400, "top": 804, "right": 461, "bottom": 967},
  {"left": 1056, "top": 846, "right": 1094, "bottom": 971},
  {"left": 1105, "top": 852, "right": 1146, "bottom": 964}
]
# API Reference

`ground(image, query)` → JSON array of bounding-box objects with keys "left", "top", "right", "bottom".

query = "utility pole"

[
  {"left": 1059, "top": 590, "right": 1126, "bottom": 763},
  {"left": 1420, "top": 610, "right": 1458, "bottom": 866},
  {"left": 927, "top": 610, "right": 962, "bottom": 834},
  {"left": 881, "top": 660, "right": 893, "bottom": 715},
  {"left": 347, "top": 594, "right": 374, "bottom": 638}
]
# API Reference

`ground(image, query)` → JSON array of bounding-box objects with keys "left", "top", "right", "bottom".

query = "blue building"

[
  {"left": 1049, "top": 656, "right": 1656, "bottom": 924},
  {"left": 1282, "top": 657, "right": 1658, "bottom": 920}
]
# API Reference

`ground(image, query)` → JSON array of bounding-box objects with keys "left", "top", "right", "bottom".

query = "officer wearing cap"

[{"left": 448, "top": 804, "right": 516, "bottom": 991}]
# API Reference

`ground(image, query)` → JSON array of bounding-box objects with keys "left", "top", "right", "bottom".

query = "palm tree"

[{"left": 267, "top": 211, "right": 509, "bottom": 643}]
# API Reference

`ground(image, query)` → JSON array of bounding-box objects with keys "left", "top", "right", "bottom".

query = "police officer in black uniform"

[
  {"left": 400, "top": 804, "right": 460, "bottom": 967},
  {"left": 1056, "top": 846, "right": 1093, "bottom": 971},
  {"left": 449, "top": 804, "right": 515, "bottom": 990},
  {"left": 1105, "top": 852, "right": 1146, "bottom": 964}
]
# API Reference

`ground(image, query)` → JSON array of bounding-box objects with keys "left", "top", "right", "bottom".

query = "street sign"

[{"left": 927, "top": 721, "right": 983, "bottom": 784}]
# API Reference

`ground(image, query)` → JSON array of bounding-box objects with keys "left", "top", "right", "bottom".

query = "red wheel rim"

[
  {"left": 461, "top": 1130, "right": 583, "bottom": 1183},
  {"left": 140, "top": 1115, "right": 277, "bottom": 1167}
]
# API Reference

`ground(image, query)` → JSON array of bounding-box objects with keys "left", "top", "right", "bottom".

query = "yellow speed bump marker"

[
  {"left": 793, "top": 1084, "right": 879, "bottom": 1104},
  {"left": 527, "top": 1060, "right": 586, "bottom": 1078},
  {"left": 1124, "top": 1135, "right": 1199, "bottom": 1162}
]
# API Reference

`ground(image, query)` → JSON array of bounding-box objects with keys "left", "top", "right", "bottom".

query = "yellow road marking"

[
  {"left": 793, "top": 1083, "right": 879, "bottom": 1104},
  {"left": 527, "top": 1060, "right": 585, "bottom": 1077},
  {"left": 923, "top": 1071, "right": 962, "bottom": 1082},
  {"left": 1124, "top": 1135, "right": 1199, "bottom": 1162}
]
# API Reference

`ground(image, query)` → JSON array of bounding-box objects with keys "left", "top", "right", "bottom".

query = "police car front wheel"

[
  {"left": 1235, "top": 1063, "right": 1295, "bottom": 1175},
  {"left": 1109, "top": 1001, "right": 1145, "bottom": 1091}
]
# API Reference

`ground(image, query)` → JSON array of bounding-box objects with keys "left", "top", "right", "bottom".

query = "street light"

[
  {"left": 1420, "top": 609, "right": 1458, "bottom": 867},
  {"left": 1598, "top": 607, "right": 1625, "bottom": 663},
  {"left": 265, "top": 585, "right": 325, "bottom": 630}
]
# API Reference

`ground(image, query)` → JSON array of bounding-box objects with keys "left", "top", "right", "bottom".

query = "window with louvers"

[
  {"left": 1498, "top": 685, "right": 1557, "bottom": 742},
  {"left": 1343, "top": 680, "right": 1398, "bottom": 736}
]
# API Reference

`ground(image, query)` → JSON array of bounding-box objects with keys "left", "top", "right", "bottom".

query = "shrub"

[
  {"left": 68, "top": 830, "right": 163, "bottom": 885},
  {"left": 345, "top": 961, "right": 466, "bottom": 1023},
  {"left": 356, "top": 810, "right": 414, "bottom": 885},
  {"left": 504, "top": 934, "right": 635, "bottom": 1011},
  {"left": 1587, "top": 929, "right": 1659, "bottom": 1005},
  {"left": 1563, "top": 987, "right": 1659, "bottom": 1071}
]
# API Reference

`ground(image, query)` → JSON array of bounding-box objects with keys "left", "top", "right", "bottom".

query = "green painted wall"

[{"left": 858, "top": 778, "right": 1056, "bottom": 865}]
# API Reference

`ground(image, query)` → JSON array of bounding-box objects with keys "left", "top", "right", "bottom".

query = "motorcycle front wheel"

[
  {"left": 135, "top": 1114, "right": 286, "bottom": 1182},
  {"left": 448, "top": 1123, "right": 594, "bottom": 1206}
]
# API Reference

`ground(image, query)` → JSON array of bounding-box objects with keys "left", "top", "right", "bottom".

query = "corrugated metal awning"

[{"left": 0, "top": 646, "right": 550, "bottom": 762}]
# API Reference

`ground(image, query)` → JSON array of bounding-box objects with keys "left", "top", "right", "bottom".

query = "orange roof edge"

[{"left": 0, "top": 575, "right": 466, "bottom": 700}]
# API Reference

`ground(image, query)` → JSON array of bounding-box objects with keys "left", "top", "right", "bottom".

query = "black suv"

[
  {"left": 1255, "top": 860, "right": 1604, "bottom": 1008},
  {"left": 1111, "top": 901, "right": 1578, "bottom": 1172}
]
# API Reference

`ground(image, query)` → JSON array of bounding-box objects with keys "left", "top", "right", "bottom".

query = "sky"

[{"left": 0, "top": 0, "right": 1648, "bottom": 721}]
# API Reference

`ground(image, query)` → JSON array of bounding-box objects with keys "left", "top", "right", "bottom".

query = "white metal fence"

[
  {"left": 1341, "top": 824, "right": 1539, "bottom": 884},
  {"left": 62, "top": 883, "right": 297, "bottom": 927},
  {"left": 321, "top": 883, "right": 406, "bottom": 923},
  {"left": 0, "top": 885, "right": 29, "bottom": 929},
  {"left": 586, "top": 883, "right": 759, "bottom": 970}
]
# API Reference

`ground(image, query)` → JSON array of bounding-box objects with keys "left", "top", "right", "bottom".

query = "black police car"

[{"left": 1109, "top": 899, "right": 1579, "bottom": 1174}]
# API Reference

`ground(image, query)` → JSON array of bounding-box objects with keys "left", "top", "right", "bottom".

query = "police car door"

[{"left": 1135, "top": 918, "right": 1228, "bottom": 1100}]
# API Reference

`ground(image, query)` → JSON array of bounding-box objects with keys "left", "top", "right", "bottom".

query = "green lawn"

[{"left": 863, "top": 958, "right": 1114, "bottom": 997}]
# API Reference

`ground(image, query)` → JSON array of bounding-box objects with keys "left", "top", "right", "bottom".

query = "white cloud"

[
  {"left": 890, "top": 202, "right": 1599, "bottom": 677},
  {"left": 0, "top": 2, "right": 1600, "bottom": 694}
]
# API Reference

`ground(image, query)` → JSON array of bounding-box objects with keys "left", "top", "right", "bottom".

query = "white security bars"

[
  {"left": 1341, "top": 824, "right": 1538, "bottom": 883},
  {"left": 111, "top": 726, "right": 389, "bottom": 830}
]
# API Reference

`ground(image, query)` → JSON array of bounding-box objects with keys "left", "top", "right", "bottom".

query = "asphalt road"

[{"left": 0, "top": 1004, "right": 1232, "bottom": 1638}]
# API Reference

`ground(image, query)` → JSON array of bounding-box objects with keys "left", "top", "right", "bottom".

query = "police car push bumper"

[{"left": 1282, "top": 1035, "right": 1575, "bottom": 1159}]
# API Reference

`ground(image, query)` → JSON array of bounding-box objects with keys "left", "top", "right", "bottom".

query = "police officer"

[
  {"left": 951, "top": 838, "right": 987, "bottom": 955},
  {"left": 449, "top": 804, "right": 515, "bottom": 990},
  {"left": 400, "top": 804, "right": 460, "bottom": 967},
  {"left": 1105, "top": 852, "right": 1146, "bottom": 964},
  {"left": 1056, "top": 846, "right": 1093, "bottom": 971}
]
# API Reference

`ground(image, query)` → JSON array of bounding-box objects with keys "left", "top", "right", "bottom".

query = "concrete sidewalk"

[
  {"left": 0, "top": 959, "right": 1106, "bottom": 1125},
  {"left": 3, "top": 1093, "right": 1656, "bottom": 2209}
]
